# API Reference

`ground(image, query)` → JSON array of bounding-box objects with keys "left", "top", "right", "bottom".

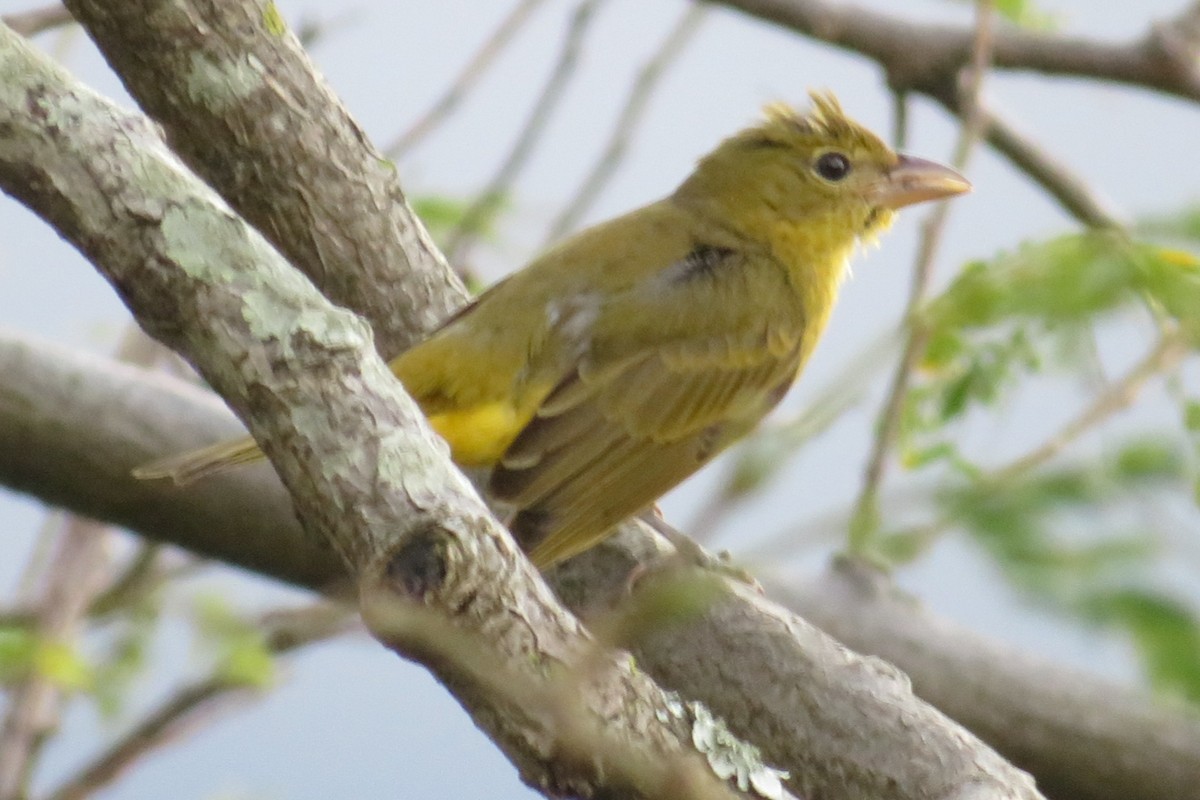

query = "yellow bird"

[{"left": 136, "top": 93, "right": 969, "bottom": 569}]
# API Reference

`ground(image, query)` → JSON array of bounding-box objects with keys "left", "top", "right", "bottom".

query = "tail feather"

[{"left": 131, "top": 434, "right": 264, "bottom": 485}]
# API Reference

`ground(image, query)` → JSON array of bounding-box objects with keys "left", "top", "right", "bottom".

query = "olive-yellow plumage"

[{"left": 135, "top": 92, "right": 969, "bottom": 569}]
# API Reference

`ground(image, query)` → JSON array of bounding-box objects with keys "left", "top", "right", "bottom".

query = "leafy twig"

[
  {"left": 989, "top": 328, "right": 1189, "bottom": 483},
  {"left": 848, "top": 0, "right": 994, "bottom": 554},
  {"left": 42, "top": 604, "right": 355, "bottom": 800},
  {"left": 0, "top": 517, "right": 111, "bottom": 799}
]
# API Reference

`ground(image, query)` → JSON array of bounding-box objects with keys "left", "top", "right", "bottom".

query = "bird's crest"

[{"left": 755, "top": 91, "right": 888, "bottom": 154}]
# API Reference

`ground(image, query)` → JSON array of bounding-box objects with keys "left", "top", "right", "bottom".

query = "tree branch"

[
  {"left": 770, "top": 558, "right": 1200, "bottom": 800},
  {"left": 0, "top": 27, "right": 759, "bottom": 800},
  {"left": 43, "top": 604, "right": 355, "bottom": 800},
  {"left": 0, "top": 334, "right": 1039, "bottom": 800},
  {"left": 60, "top": 0, "right": 468, "bottom": 357},
  {"left": 710, "top": 0, "right": 1198, "bottom": 228},
  {"left": 711, "top": 0, "right": 1200, "bottom": 104}
]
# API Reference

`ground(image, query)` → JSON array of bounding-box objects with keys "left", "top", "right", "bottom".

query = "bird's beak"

[{"left": 872, "top": 155, "right": 972, "bottom": 209}]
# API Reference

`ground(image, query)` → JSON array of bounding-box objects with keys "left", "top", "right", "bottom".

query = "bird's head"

[{"left": 674, "top": 92, "right": 970, "bottom": 255}]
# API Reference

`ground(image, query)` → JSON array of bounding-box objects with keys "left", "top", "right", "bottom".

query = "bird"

[{"left": 135, "top": 92, "right": 970, "bottom": 570}]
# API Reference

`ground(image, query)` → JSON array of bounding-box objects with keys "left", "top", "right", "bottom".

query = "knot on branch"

[
  {"left": 1146, "top": 9, "right": 1200, "bottom": 85},
  {"left": 882, "top": 42, "right": 969, "bottom": 100},
  {"left": 384, "top": 526, "right": 449, "bottom": 599}
]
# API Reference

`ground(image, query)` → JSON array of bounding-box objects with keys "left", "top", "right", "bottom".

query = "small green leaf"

[
  {"left": 412, "top": 193, "right": 507, "bottom": 246},
  {"left": 1136, "top": 204, "right": 1200, "bottom": 244},
  {"left": 0, "top": 626, "right": 37, "bottom": 681},
  {"left": 192, "top": 596, "right": 276, "bottom": 689},
  {"left": 874, "top": 528, "right": 936, "bottom": 565},
  {"left": 0, "top": 627, "right": 92, "bottom": 689},
  {"left": 34, "top": 640, "right": 93, "bottom": 690},
  {"left": 1184, "top": 400, "right": 1200, "bottom": 432},
  {"left": 1112, "top": 439, "right": 1183, "bottom": 481},
  {"left": 219, "top": 637, "right": 276, "bottom": 688}
]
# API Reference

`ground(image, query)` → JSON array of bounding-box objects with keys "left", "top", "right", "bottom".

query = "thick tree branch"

[
  {"left": 711, "top": 0, "right": 1200, "bottom": 104},
  {"left": 0, "top": 27, "right": 760, "bottom": 800},
  {"left": 5, "top": 0, "right": 1188, "bottom": 797},
  {"left": 771, "top": 558, "right": 1200, "bottom": 800},
  {"left": 9, "top": 329, "right": 1197, "bottom": 800},
  {"left": 61, "top": 0, "right": 468, "bottom": 357},
  {"left": 0, "top": 333, "right": 1045, "bottom": 800}
]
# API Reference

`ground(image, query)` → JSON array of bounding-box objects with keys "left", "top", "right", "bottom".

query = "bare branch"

[
  {"left": 544, "top": 3, "right": 708, "bottom": 243},
  {"left": 711, "top": 0, "right": 1198, "bottom": 228},
  {"left": 772, "top": 558, "right": 1200, "bottom": 800},
  {"left": 384, "top": 0, "right": 549, "bottom": 160},
  {"left": 711, "top": 0, "right": 1200, "bottom": 103},
  {"left": 0, "top": 27, "right": 780, "bottom": 799},
  {"left": 443, "top": 0, "right": 608, "bottom": 267}
]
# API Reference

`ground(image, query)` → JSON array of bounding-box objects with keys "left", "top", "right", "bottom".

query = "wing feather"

[{"left": 491, "top": 331, "right": 803, "bottom": 568}]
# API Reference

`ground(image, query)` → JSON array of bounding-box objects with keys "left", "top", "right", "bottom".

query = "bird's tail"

[{"left": 132, "top": 434, "right": 264, "bottom": 485}]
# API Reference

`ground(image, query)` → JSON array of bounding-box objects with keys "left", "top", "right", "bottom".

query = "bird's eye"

[{"left": 815, "top": 152, "right": 852, "bottom": 182}]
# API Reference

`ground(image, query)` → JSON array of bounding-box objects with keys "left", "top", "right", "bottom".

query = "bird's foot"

[{"left": 629, "top": 508, "right": 761, "bottom": 593}]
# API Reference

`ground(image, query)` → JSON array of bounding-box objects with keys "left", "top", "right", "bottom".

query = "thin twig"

[
  {"left": 543, "top": 3, "right": 708, "bottom": 243},
  {"left": 980, "top": 107, "right": 1122, "bottom": 229},
  {"left": 86, "top": 543, "right": 163, "bottom": 619},
  {"left": 848, "top": 0, "right": 995, "bottom": 555},
  {"left": 384, "top": 0, "right": 548, "bottom": 160},
  {"left": 989, "top": 329, "right": 1189, "bottom": 483},
  {"left": 715, "top": 0, "right": 1199, "bottom": 229},
  {"left": 43, "top": 604, "right": 355, "bottom": 800},
  {"left": 0, "top": 325, "right": 165, "bottom": 797},
  {"left": 443, "top": 0, "right": 607, "bottom": 267},
  {"left": 0, "top": 516, "right": 111, "bottom": 800}
]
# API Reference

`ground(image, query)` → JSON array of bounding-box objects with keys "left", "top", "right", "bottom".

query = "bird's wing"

[{"left": 489, "top": 249, "right": 804, "bottom": 568}]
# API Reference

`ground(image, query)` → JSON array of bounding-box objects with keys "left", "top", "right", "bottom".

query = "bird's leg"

[{"left": 631, "top": 507, "right": 760, "bottom": 591}]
